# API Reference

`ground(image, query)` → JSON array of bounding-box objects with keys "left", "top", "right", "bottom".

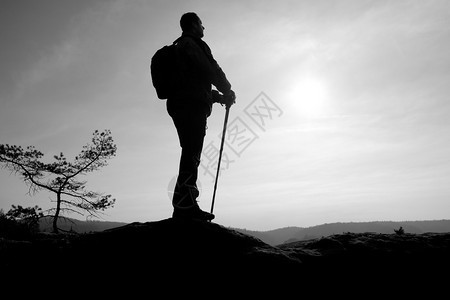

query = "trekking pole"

[{"left": 210, "top": 103, "right": 231, "bottom": 215}]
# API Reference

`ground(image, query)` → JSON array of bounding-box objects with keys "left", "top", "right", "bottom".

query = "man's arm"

[
  {"left": 203, "top": 45, "right": 232, "bottom": 95},
  {"left": 182, "top": 38, "right": 216, "bottom": 80},
  {"left": 182, "top": 37, "right": 232, "bottom": 94}
]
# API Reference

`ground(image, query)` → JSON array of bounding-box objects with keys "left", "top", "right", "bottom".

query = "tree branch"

[
  {"left": 68, "top": 138, "right": 107, "bottom": 180},
  {"left": 6, "top": 156, "right": 60, "bottom": 194}
]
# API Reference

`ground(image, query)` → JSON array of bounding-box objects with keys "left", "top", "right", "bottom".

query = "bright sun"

[{"left": 288, "top": 77, "right": 329, "bottom": 118}]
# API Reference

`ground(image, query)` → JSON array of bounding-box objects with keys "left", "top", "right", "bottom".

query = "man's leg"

[{"left": 171, "top": 109, "right": 214, "bottom": 220}]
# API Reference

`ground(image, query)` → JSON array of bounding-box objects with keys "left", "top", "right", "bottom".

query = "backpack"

[{"left": 150, "top": 37, "right": 182, "bottom": 100}]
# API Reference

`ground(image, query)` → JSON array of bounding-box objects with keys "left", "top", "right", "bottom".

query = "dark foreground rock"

[
  {"left": 1, "top": 219, "right": 300, "bottom": 287},
  {"left": 2, "top": 218, "right": 450, "bottom": 294},
  {"left": 71, "top": 218, "right": 301, "bottom": 273},
  {"left": 279, "top": 231, "right": 450, "bottom": 283}
]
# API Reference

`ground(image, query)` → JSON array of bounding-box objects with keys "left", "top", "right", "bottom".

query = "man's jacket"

[{"left": 167, "top": 33, "right": 232, "bottom": 117}]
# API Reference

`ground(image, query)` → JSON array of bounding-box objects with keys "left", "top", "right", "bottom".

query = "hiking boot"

[{"left": 172, "top": 205, "right": 215, "bottom": 221}]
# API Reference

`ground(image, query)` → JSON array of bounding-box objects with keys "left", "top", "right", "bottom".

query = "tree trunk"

[{"left": 52, "top": 192, "right": 62, "bottom": 233}]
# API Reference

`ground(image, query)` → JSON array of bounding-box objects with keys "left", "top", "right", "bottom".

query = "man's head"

[{"left": 180, "top": 12, "right": 204, "bottom": 38}]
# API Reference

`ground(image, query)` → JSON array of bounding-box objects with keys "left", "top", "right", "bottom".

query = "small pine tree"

[
  {"left": 394, "top": 226, "right": 405, "bottom": 235},
  {"left": 0, "top": 130, "right": 117, "bottom": 233}
]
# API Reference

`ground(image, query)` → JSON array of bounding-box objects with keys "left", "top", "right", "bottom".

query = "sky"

[{"left": 1, "top": 0, "right": 450, "bottom": 231}]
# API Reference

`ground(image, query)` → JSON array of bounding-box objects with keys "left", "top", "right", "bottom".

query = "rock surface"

[{"left": 2, "top": 218, "right": 450, "bottom": 294}]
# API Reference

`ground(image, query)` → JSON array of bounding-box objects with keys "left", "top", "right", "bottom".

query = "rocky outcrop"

[{"left": 2, "top": 218, "right": 450, "bottom": 294}]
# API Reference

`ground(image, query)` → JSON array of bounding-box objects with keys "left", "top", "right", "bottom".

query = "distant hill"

[
  {"left": 38, "top": 217, "right": 450, "bottom": 246},
  {"left": 39, "top": 216, "right": 127, "bottom": 233},
  {"left": 232, "top": 226, "right": 302, "bottom": 246},
  {"left": 235, "top": 219, "right": 450, "bottom": 245}
]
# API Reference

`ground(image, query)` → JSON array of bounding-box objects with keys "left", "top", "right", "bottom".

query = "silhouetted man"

[{"left": 168, "top": 12, "right": 235, "bottom": 221}]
